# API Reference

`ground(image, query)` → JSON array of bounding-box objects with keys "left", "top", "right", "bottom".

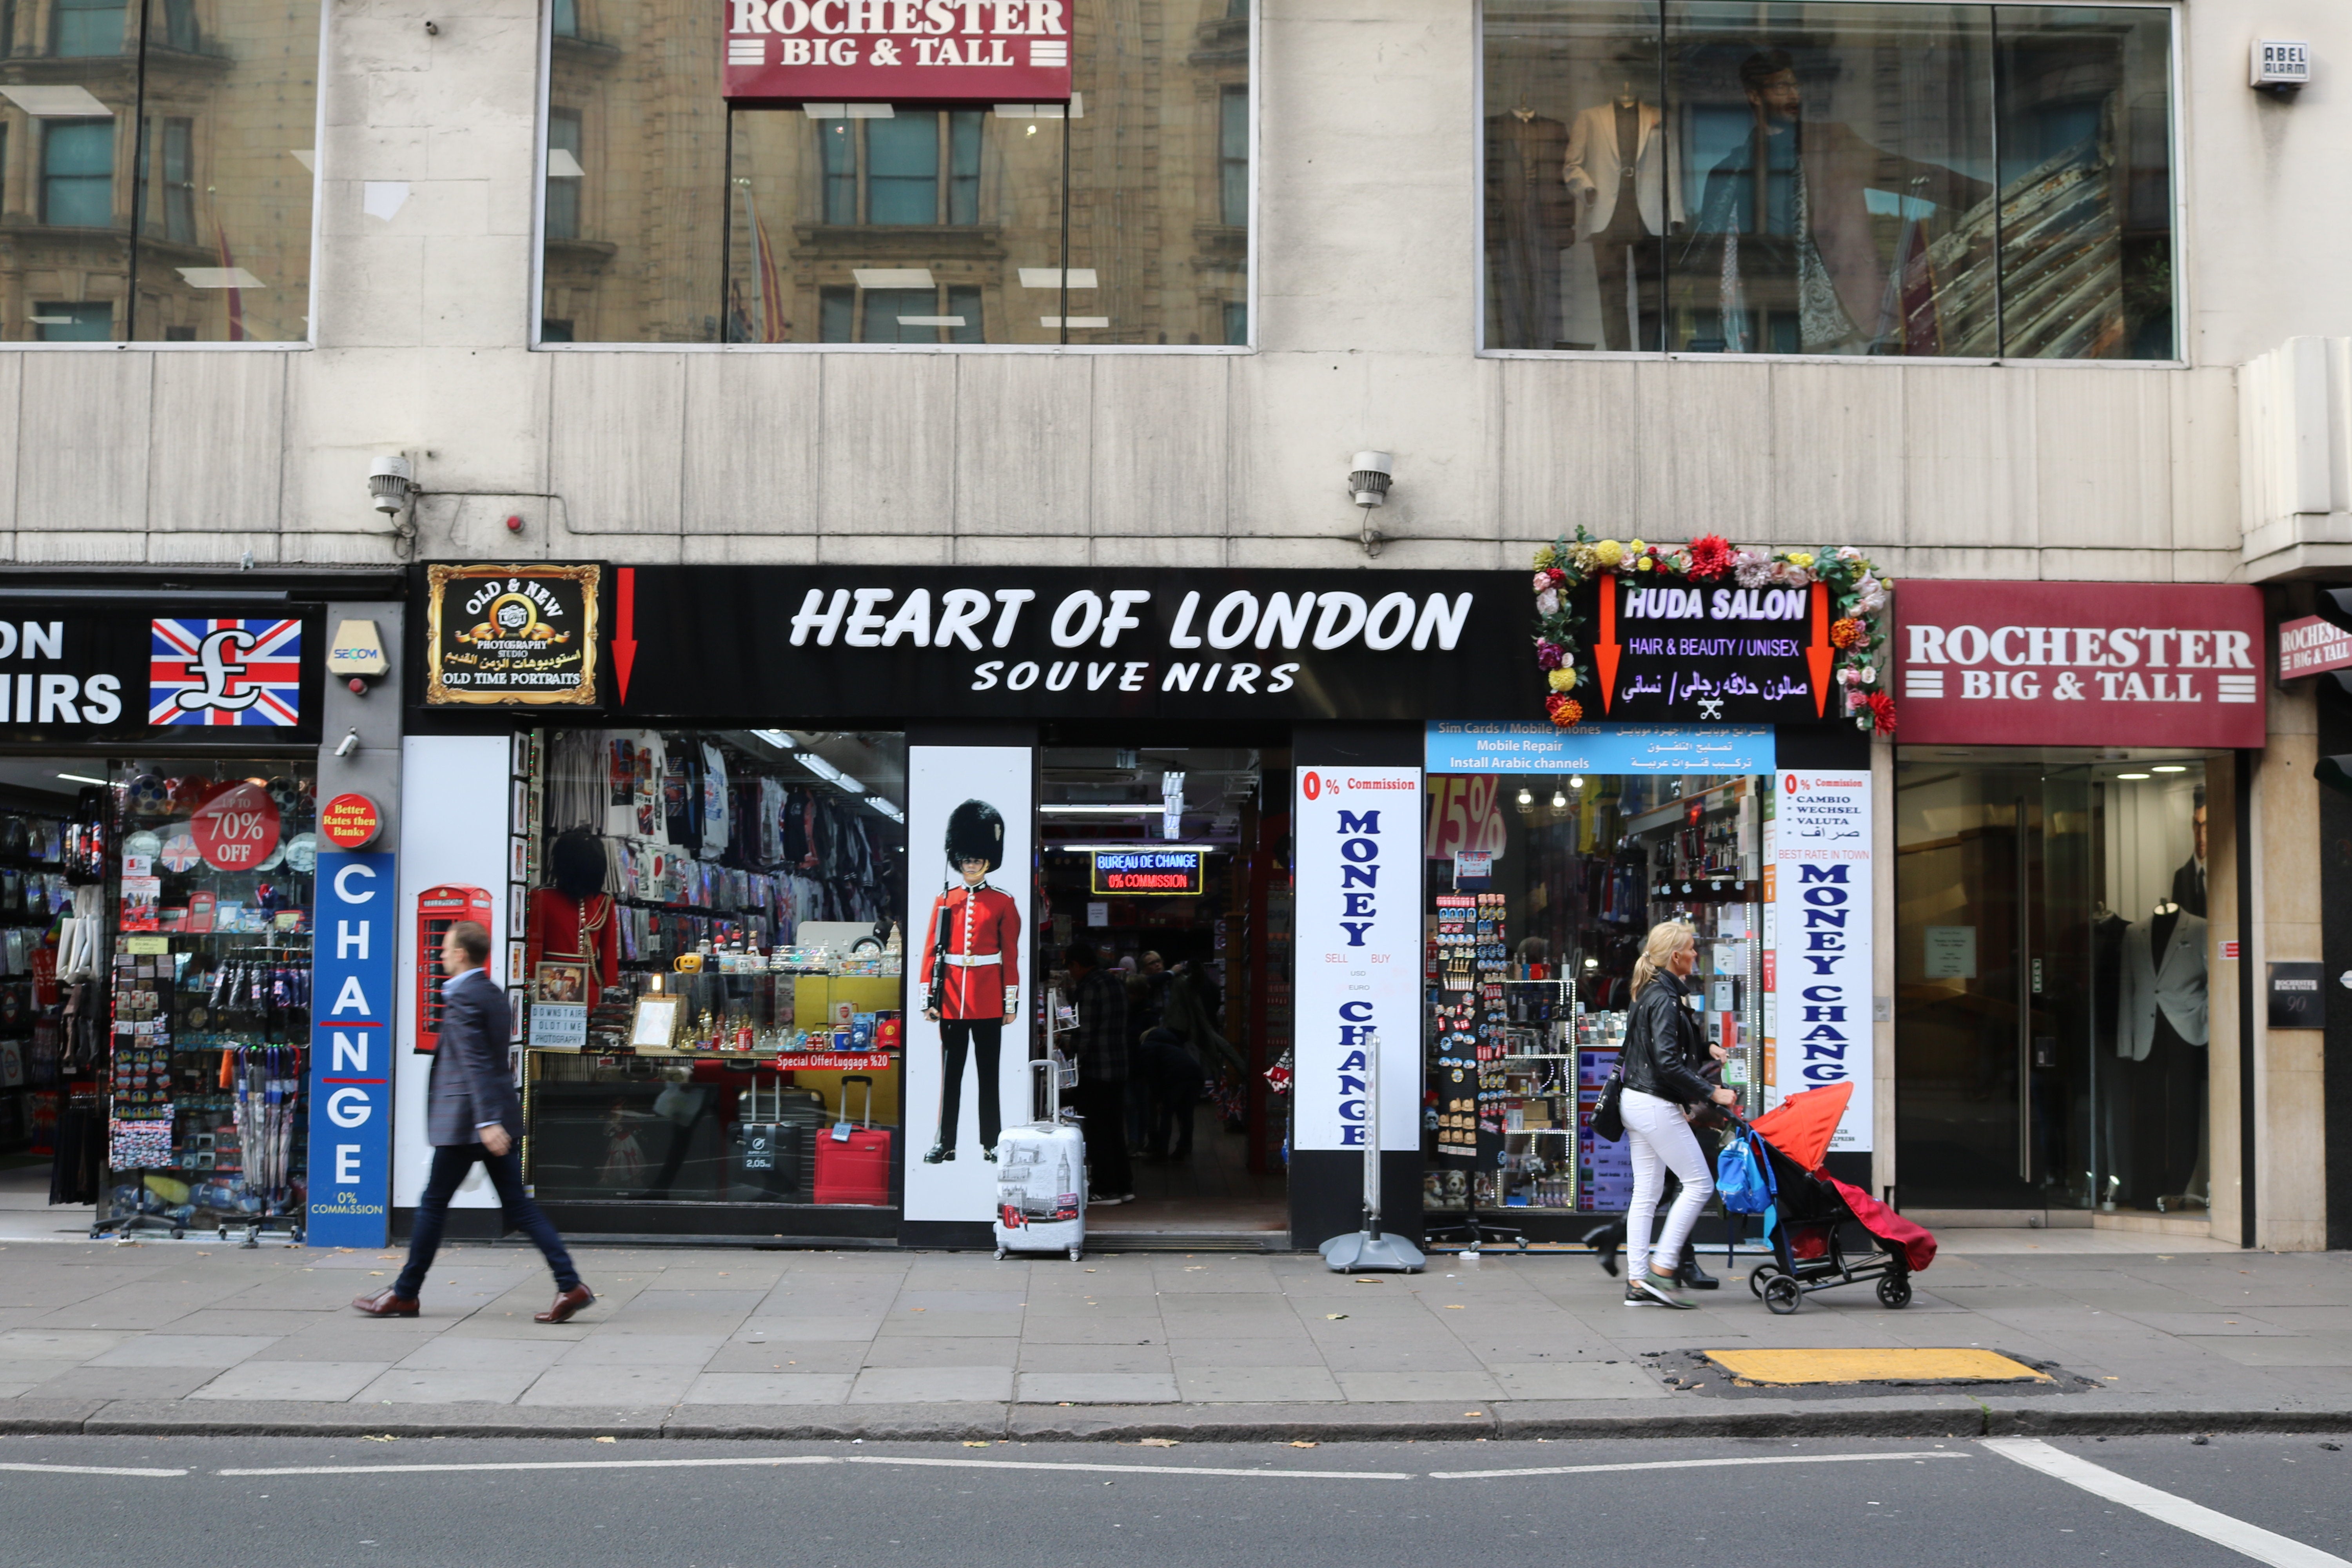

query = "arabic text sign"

[
  {"left": 1426, "top": 721, "right": 1776, "bottom": 775},
  {"left": 1894, "top": 579, "right": 2264, "bottom": 747},
  {"left": 1573, "top": 576, "right": 1831, "bottom": 724}
]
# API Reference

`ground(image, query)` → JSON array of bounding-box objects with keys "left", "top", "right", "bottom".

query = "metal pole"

[{"left": 1363, "top": 1029, "right": 1382, "bottom": 1240}]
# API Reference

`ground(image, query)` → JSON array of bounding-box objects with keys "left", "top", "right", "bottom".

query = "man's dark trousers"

[
  {"left": 1072, "top": 1076, "right": 1132, "bottom": 1196},
  {"left": 394, "top": 1143, "right": 579, "bottom": 1299}
]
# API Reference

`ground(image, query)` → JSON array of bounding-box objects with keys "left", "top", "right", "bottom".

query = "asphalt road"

[{"left": 1, "top": 1432, "right": 2346, "bottom": 1568}]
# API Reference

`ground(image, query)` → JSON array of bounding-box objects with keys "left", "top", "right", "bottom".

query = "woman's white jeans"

[{"left": 1622, "top": 1088, "right": 1715, "bottom": 1280}]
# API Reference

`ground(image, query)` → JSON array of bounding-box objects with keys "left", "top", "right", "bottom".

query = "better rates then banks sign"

[{"left": 306, "top": 851, "right": 395, "bottom": 1246}]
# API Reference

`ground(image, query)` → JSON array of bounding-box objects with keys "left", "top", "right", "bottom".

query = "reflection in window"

[
  {"left": 551, "top": 0, "right": 579, "bottom": 38},
  {"left": 546, "top": 108, "right": 583, "bottom": 241},
  {"left": 43, "top": 120, "right": 112, "bottom": 227},
  {"left": 543, "top": 5, "right": 1251, "bottom": 346},
  {"left": 1482, "top": 2, "right": 2174, "bottom": 359},
  {"left": 53, "top": 0, "right": 123, "bottom": 56},
  {"left": 1, "top": 0, "right": 320, "bottom": 341},
  {"left": 34, "top": 301, "right": 111, "bottom": 339}
]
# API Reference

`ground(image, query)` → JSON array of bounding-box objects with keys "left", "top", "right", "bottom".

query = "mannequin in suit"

[
  {"left": 2170, "top": 797, "right": 2207, "bottom": 918},
  {"left": 1563, "top": 72, "right": 1682, "bottom": 350},
  {"left": 1486, "top": 103, "right": 1573, "bottom": 349},
  {"left": 2116, "top": 900, "right": 2207, "bottom": 1208}
]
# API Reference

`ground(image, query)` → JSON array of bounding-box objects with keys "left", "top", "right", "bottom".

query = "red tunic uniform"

[{"left": 919, "top": 882, "right": 1022, "bottom": 1020}]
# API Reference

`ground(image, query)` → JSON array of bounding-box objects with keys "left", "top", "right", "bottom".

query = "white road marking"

[
  {"left": 1432, "top": 1450, "right": 1972, "bottom": 1480},
  {"left": 215, "top": 1453, "right": 1410, "bottom": 1483},
  {"left": 218, "top": 1456, "right": 840, "bottom": 1478},
  {"left": 0, "top": 1462, "right": 189, "bottom": 1478},
  {"left": 845, "top": 1455, "right": 1413, "bottom": 1482},
  {"left": 1984, "top": 1438, "right": 2350, "bottom": 1568}
]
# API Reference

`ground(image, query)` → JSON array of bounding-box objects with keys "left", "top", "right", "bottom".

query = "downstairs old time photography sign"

[{"left": 423, "top": 564, "right": 602, "bottom": 707}]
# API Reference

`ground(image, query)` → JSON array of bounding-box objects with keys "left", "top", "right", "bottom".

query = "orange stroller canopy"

[{"left": 1749, "top": 1082, "right": 1853, "bottom": 1171}]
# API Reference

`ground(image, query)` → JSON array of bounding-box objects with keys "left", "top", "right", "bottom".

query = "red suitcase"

[{"left": 814, "top": 1073, "right": 893, "bottom": 1206}]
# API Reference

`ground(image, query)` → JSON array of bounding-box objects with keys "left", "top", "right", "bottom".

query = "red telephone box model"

[{"left": 414, "top": 884, "right": 495, "bottom": 1054}]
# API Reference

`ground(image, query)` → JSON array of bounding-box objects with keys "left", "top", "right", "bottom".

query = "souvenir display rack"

[{"left": 94, "top": 760, "right": 316, "bottom": 1242}]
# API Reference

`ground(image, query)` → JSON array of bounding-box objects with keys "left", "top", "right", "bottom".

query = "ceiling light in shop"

[
  {"left": 750, "top": 729, "right": 792, "bottom": 748},
  {"left": 1551, "top": 789, "right": 1567, "bottom": 809},
  {"left": 57, "top": 772, "right": 105, "bottom": 786},
  {"left": 2116, "top": 772, "right": 2151, "bottom": 780},
  {"left": 1040, "top": 803, "right": 1160, "bottom": 815},
  {"left": 864, "top": 795, "right": 904, "bottom": 823},
  {"left": 2152, "top": 765, "right": 2188, "bottom": 773},
  {"left": 1568, "top": 775, "right": 1584, "bottom": 791}
]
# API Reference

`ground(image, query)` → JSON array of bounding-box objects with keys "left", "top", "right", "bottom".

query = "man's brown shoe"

[
  {"left": 535, "top": 1284, "right": 595, "bottom": 1324},
  {"left": 351, "top": 1289, "right": 420, "bottom": 1318}
]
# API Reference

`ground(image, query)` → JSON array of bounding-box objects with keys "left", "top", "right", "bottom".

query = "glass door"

[{"left": 1896, "top": 753, "right": 2209, "bottom": 1213}]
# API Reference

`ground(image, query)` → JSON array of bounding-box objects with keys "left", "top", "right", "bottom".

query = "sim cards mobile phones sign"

[{"left": 723, "top": 0, "right": 1073, "bottom": 104}]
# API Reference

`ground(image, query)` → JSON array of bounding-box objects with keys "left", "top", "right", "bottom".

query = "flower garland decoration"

[{"left": 1530, "top": 528, "right": 1895, "bottom": 734}]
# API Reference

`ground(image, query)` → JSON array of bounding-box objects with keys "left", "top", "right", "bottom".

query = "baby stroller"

[{"left": 1717, "top": 1083, "right": 1937, "bottom": 1315}]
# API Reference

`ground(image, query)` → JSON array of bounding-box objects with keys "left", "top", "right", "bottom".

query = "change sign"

[{"left": 307, "top": 851, "right": 396, "bottom": 1247}]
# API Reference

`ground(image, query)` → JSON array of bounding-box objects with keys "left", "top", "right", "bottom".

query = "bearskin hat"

[
  {"left": 549, "top": 827, "right": 609, "bottom": 900},
  {"left": 944, "top": 798, "right": 1005, "bottom": 872}
]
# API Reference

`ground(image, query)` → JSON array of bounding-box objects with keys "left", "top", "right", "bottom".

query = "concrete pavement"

[{"left": 1, "top": 1224, "right": 2348, "bottom": 1440}]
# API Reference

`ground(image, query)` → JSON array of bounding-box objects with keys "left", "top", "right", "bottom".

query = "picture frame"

[
  {"left": 535, "top": 960, "right": 589, "bottom": 1004},
  {"left": 630, "top": 996, "right": 683, "bottom": 1050}
]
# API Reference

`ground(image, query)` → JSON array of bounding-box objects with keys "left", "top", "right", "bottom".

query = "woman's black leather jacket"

[{"left": 1620, "top": 971, "right": 1717, "bottom": 1106}]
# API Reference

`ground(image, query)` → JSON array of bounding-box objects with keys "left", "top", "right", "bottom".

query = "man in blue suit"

[{"left": 352, "top": 920, "right": 593, "bottom": 1323}]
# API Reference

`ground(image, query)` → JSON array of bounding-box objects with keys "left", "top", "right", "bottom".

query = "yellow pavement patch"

[{"left": 1702, "top": 1348, "right": 2051, "bottom": 1385}]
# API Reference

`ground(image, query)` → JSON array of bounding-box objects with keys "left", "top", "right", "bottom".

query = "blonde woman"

[{"left": 1620, "top": 919, "right": 1738, "bottom": 1308}]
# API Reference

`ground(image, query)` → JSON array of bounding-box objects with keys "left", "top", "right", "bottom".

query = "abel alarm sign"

[{"left": 723, "top": 0, "right": 1073, "bottom": 103}]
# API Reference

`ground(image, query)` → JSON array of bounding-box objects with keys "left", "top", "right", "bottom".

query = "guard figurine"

[{"left": 920, "top": 798, "right": 1022, "bottom": 1163}]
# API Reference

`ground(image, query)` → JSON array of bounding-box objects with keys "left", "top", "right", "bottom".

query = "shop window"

[
  {"left": 1421, "top": 770, "right": 1771, "bottom": 1229},
  {"left": 516, "top": 729, "right": 907, "bottom": 1216},
  {"left": 541, "top": 6, "right": 1253, "bottom": 347},
  {"left": 42, "top": 119, "right": 112, "bottom": 228},
  {"left": 1483, "top": 1, "right": 2175, "bottom": 359},
  {"left": 1895, "top": 755, "right": 2212, "bottom": 1213},
  {"left": 3, "top": 0, "right": 320, "bottom": 342},
  {"left": 15, "top": 761, "right": 322, "bottom": 1236},
  {"left": 545, "top": 107, "right": 584, "bottom": 241}
]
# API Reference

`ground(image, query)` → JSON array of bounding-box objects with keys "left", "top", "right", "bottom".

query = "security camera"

[
  {"left": 368, "top": 455, "right": 416, "bottom": 515},
  {"left": 1349, "top": 450, "right": 1394, "bottom": 509}
]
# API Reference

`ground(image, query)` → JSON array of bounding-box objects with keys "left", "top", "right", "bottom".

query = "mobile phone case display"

[
  {"left": 1576, "top": 1011, "right": 1632, "bottom": 1213},
  {"left": 98, "top": 764, "right": 315, "bottom": 1239},
  {"left": 0, "top": 808, "right": 71, "bottom": 1155}
]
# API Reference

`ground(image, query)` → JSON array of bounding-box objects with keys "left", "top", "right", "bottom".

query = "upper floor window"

[
  {"left": 538, "top": 1, "right": 1252, "bottom": 347},
  {"left": 1, "top": 0, "right": 321, "bottom": 342},
  {"left": 1483, "top": 2, "right": 2176, "bottom": 361}
]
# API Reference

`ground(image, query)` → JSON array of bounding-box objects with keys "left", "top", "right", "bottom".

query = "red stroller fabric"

[
  {"left": 1823, "top": 1174, "right": 1938, "bottom": 1272},
  {"left": 1749, "top": 1082, "right": 1852, "bottom": 1171}
]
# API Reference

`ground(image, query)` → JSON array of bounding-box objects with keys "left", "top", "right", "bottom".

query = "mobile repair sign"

[
  {"left": 724, "top": 0, "right": 1073, "bottom": 103},
  {"left": 1895, "top": 580, "right": 2264, "bottom": 748},
  {"left": 1294, "top": 767, "right": 1421, "bottom": 1151},
  {"left": 306, "top": 851, "right": 396, "bottom": 1246},
  {"left": 1768, "top": 773, "right": 1872, "bottom": 1150}
]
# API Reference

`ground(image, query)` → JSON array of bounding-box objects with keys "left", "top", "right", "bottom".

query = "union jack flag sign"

[{"left": 150, "top": 619, "right": 303, "bottom": 726}]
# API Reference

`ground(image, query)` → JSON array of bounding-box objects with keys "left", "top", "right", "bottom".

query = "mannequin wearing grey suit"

[{"left": 2116, "top": 906, "right": 2206, "bottom": 1206}]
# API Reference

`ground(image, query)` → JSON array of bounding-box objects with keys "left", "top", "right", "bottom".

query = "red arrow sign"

[
  {"left": 613, "top": 566, "right": 637, "bottom": 705},
  {"left": 1593, "top": 570, "right": 1622, "bottom": 714},
  {"left": 1806, "top": 579, "right": 1834, "bottom": 717}
]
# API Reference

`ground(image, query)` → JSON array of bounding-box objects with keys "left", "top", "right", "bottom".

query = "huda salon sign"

[
  {"left": 1895, "top": 581, "right": 2264, "bottom": 748},
  {"left": 605, "top": 567, "right": 1533, "bottom": 721},
  {"left": 723, "top": 0, "right": 1073, "bottom": 103}
]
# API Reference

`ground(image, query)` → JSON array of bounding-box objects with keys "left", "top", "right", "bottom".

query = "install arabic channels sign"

[
  {"left": 1893, "top": 580, "right": 2264, "bottom": 748},
  {"left": 722, "top": 0, "right": 1073, "bottom": 104},
  {"left": 1569, "top": 577, "right": 1832, "bottom": 725}
]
